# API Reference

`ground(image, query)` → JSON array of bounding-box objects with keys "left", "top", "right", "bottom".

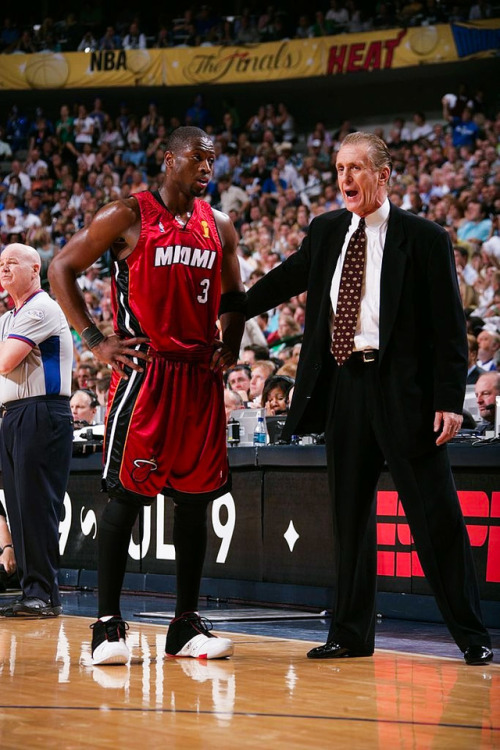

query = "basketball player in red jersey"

[{"left": 49, "top": 127, "right": 246, "bottom": 665}]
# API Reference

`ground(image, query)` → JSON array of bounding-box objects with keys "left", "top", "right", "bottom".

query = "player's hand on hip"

[
  {"left": 211, "top": 340, "right": 238, "bottom": 372},
  {"left": 93, "top": 335, "right": 151, "bottom": 378}
]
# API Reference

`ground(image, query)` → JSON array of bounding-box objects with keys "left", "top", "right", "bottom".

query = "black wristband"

[
  {"left": 81, "top": 324, "right": 106, "bottom": 349},
  {"left": 219, "top": 290, "right": 248, "bottom": 316},
  {"left": 0, "top": 544, "right": 13, "bottom": 554}
]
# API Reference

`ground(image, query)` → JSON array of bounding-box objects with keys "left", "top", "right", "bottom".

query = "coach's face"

[{"left": 336, "top": 142, "right": 389, "bottom": 218}]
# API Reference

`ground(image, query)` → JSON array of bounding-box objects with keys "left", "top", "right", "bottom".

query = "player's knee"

[
  {"left": 100, "top": 494, "right": 142, "bottom": 532},
  {"left": 173, "top": 497, "right": 210, "bottom": 528}
]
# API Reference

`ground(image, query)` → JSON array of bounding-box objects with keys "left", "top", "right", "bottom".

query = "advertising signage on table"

[{"left": 3, "top": 444, "right": 497, "bottom": 607}]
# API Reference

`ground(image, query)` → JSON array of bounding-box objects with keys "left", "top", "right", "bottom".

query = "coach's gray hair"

[{"left": 341, "top": 132, "right": 392, "bottom": 174}]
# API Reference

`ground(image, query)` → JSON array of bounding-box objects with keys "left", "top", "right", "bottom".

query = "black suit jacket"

[{"left": 246, "top": 203, "right": 467, "bottom": 456}]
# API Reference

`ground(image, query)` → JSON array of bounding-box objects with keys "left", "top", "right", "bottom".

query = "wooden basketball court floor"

[{"left": 0, "top": 592, "right": 499, "bottom": 749}]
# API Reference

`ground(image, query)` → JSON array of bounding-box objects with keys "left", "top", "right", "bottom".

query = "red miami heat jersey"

[
  {"left": 112, "top": 190, "right": 223, "bottom": 353},
  {"left": 103, "top": 189, "right": 229, "bottom": 501}
]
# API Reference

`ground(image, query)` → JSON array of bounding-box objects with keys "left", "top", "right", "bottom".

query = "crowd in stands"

[
  {"left": 0, "top": 1, "right": 498, "bottom": 54},
  {"left": 0, "top": 72, "right": 499, "bottom": 429}
]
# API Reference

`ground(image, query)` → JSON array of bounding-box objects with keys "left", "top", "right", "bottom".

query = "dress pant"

[
  {"left": 324, "top": 354, "right": 490, "bottom": 653},
  {"left": 0, "top": 397, "right": 73, "bottom": 606}
]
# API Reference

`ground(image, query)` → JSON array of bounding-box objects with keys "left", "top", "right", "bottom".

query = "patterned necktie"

[{"left": 331, "top": 217, "right": 367, "bottom": 366}]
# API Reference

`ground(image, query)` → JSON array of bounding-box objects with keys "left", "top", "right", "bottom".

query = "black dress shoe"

[
  {"left": 0, "top": 596, "right": 24, "bottom": 616},
  {"left": 464, "top": 646, "right": 494, "bottom": 665},
  {"left": 307, "top": 640, "right": 373, "bottom": 659},
  {"left": 5, "top": 597, "right": 62, "bottom": 618}
]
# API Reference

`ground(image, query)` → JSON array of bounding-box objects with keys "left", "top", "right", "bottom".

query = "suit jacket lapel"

[{"left": 379, "top": 204, "right": 408, "bottom": 361}]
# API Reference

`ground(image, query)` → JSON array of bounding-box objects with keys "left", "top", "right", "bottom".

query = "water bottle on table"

[{"left": 253, "top": 412, "right": 268, "bottom": 446}]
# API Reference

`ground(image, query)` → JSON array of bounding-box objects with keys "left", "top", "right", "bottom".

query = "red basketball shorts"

[{"left": 102, "top": 349, "right": 228, "bottom": 501}]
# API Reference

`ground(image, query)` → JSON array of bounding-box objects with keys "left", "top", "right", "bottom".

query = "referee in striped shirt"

[{"left": 0, "top": 243, "right": 73, "bottom": 618}]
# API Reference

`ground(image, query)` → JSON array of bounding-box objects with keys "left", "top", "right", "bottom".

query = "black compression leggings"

[{"left": 97, "top": 495, "right": 209, "bottom": 618}]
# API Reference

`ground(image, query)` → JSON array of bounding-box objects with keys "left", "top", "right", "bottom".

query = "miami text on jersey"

[{"left": 154, "top": 245, "right": 217, "bottom": 269}]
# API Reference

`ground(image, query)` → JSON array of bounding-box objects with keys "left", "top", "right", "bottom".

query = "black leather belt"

[{"left": 351, "top": 349, "right": 378, "bottom": 363}]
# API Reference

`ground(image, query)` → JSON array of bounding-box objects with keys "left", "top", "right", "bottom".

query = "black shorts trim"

[{"left": 102, "top": 475, "right": 232, "bottom": 507}]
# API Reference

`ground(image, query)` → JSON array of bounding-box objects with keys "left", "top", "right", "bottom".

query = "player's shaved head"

[{"left": 165, "top": 126, "right": 212, "bottom": 153}]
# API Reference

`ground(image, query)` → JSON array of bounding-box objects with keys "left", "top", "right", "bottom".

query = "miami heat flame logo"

[{"left": 131, "top": 457, "right": 158, "bottom": 483}]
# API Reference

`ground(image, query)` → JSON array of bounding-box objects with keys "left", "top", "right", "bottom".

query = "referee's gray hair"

[{"left": 341, "top": 132, "right": 392, "bottom": 173}]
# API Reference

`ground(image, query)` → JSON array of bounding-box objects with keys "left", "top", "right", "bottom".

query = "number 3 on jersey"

[{"left": 197, "top": 278, "right": 210, "bottom": 304}]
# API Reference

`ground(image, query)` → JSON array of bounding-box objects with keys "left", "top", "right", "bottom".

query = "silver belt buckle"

[{"left": 362, "top": 350, "right": 376, "bottom": 363}]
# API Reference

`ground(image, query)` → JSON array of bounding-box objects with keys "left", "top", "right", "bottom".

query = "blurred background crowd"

[
  {"left": 0, "top": 0, "right": 499, "bottom": 430},
  {"left": 0, "top": 1, "right": 498, "bottom": 54}
]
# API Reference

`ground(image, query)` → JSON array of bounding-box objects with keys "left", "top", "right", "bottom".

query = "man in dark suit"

[
  {"left": 246, "top": 132, "right": 493, "bottom": 665},
  {"left": 466, "top": 333, "right": 485, "bottom": 385}
]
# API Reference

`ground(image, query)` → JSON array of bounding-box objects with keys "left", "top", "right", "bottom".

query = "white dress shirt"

[{"left": 330, "top": 199, "right": 390, "bottom": 351}]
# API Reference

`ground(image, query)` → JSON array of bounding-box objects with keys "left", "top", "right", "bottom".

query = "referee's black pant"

[{"left": 0, "top": 396, "right": 73, "bottom": 606}]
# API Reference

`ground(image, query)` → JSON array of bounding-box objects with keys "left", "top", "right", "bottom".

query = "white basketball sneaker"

[
  {"left": 165, "top": 612, "right": 234, "bottom": 659},
  {"left": 91, "top": 617, "right": 130, "bottom": 666}
]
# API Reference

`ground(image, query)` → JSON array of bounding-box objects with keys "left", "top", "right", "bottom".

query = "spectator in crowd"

[
  {"left": 268, "top": 312, "right": 302, "bottom": 353},
  {"left": 11, "top": 28, "right": 36, "bottom": 54},
  {"left": 225, "top": 363, "right": 252, "bottom": 405},
  {"left": 121, "top": 20, "right": 147, "bottom": 49},
  {"left": 477, "top": 329, "right": 500, "bottom": 371},
  {"left": 0, "top": 125, "right": 12, "bottom": 159},
  {"left": 411, "top": 111, "right": 433, "bottom": 142},
  {"left": 469, "top": 1, "right": 493, "bottom": 20},
  {"left": 99, "top": 25, "right": 122, "bottom": 50},
  {"left": 309, "top": 10, "right": 335, "bottom": 36},
  {"left": 457, "top": 200, "right": 493, "bottom": 245},
  {"left": 234, "top": 11, "right": 260, "bottom": 43},
  {"left": 55, "top": 104, "right": 79, "bottom": 160},
  {"left": 70, "top": 388, "right": 98, "bottom": 427},
  {"left": 0, "top": 17, "right": 19, "bottom": 53},
  {"left": 474, "top": 371, "right": 500, "bottom": 431},
  {"left": 5, "top": 105, "right": 29, "bottom": 153},
  {"left": 467, "top": 333, "right": 486, "bottom": 385},
  {"left": 261, "top": 374, "right": 294, "bottom": 416},
  {"left": 448, "top": 107, "right": 480, "bottom": 149},
  {"left": 60, "top": 12, "right": 84, "bottom": 51},
  {"left": 217, "top": 174, "right": 250, "bottom": 216},
  {"left": 224, "top": 388, "right": 244, "bottom": 423},
  {"left": 240, "top": 343, "right": 270, "bottom": 365},
  {"left": 75, "top": 362, "right": 98, "bottom": 390},
  {"left": 1, "top": 159, "right": 31, "bottom": 195},
  {"left": 77, "top": 30, "right": 98, "bottom": 52},
  {"left": 474, "top": 265, "right": 500, "bottom": 318},
  {"left": 74, "top": 104, "right": 95, "bottom": 153},
  {"left": 248, "top": 359, "right": 276, "bottom": 406},
  {"left": 325, "top": 0, "right": 350, "bottom": 31}
]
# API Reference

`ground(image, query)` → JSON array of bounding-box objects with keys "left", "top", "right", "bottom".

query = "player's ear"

[{"left": 164, "top": 150, "right": 174, "bottom": 169}]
